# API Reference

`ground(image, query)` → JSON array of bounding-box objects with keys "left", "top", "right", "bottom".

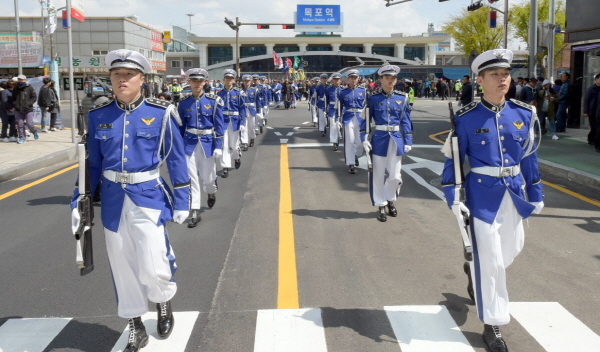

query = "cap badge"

[
  {"left": 116, "top": 51, "right": 132, "bottom": 61},
  {"left": 493, "top": 50, "right": 505, "bottom": 59},
  {"left": 513, "top": 121, "right": 524, "bottom": 130},
  {"left": 142, "top": 117, "right": 155, "bottom": 126}
]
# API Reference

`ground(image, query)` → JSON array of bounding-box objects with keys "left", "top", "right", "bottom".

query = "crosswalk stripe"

[
  {"left": 0, "top": 318, "right": 71, "bottom": 352},
  {"left": 510, "top": 302, "right": 600, "bottom": 352},
  {"left": 254, "top": 308, "right": 328, "bottom": 352},
  {"left": 110, "top": 311, "right": 199, "bottom": 352},
  {"left": 384, "top": 305, "right": 476, "bottom": 352}
]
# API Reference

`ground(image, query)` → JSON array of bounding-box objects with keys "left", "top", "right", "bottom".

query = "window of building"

[
  {"left": 273, "top": 46, "right": 300, "bottom": 53},
  {"left": 404, "top": 47, "right": 425, "bottom": 61},
  {"left": 340, "top": 46, "right": 363, "bottom": 53},
  {"left": 171, "top": 60, "right": 181, "bottom": 68},
  {"left": 306, "top": 46, "right": 332, "bottom": 51},
  {"left": 92, "top": 50, "right": 108, "bottom": 56},
  {"left": 208, "top": 46, "right": 233, "bottom": 65},
  {"left": 139, "top": 48, "right": 145, "bottom": 57},
  {"left": 240, "top": 46, "right": 267, "bottom": 58},
  {"left": 372, "top": 47, "right": 394, "bottom": 57},
  {"left": 183, "top": 60, "right": 193, "bottom": 68}
]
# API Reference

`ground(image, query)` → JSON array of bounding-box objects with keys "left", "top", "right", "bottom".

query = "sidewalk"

[{"left": 0, "top": 128, "right": 75, "bottom": 182}]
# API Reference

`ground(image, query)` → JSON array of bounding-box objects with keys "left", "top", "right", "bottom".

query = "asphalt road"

[{"left": 0, "top": 98, "right": 599, "bottom": 352}]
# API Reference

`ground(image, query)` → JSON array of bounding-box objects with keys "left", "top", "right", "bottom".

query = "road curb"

[
  {"left": 0, "top": 148, "right": 74, "bottom": 183},
  {"left": 538, "top": 158, "right": 600, "bottom": 191}
]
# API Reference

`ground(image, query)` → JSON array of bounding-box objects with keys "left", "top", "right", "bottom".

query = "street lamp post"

[
  {"left": 186, "top": 13, "right": 194, "bottom": 32},
  {"left": 224, "top": 17, "right": 240, "bottom": 76},
  {"left": 14, "top": 0, "right": 23, "bottom": 75}
]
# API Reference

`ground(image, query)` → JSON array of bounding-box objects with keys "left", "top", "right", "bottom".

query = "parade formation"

[{"left": 62, "top": 45, "right": 549, "bottom": 352}]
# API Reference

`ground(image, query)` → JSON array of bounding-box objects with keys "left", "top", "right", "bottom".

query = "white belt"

[
  {"left": 246, "top": 103, "right": 255, "bottom": 107},
  {"left": 186, "top": 128, "right": 214, "bottom": 135},
  {"left": 471, "top": 165, "right": 521, "bottom": 177},
  {"left": 103, "top": 169, "right": 159, "bottom": 184},
  {"left": 346, "top": 108, "right": 363, "bottom": 113},
  {"left": 375, "top": 125, "right": 400, "bottom": 132},
  {"left": 329, "top": 102, "right": 337, "bottom": 106},
  {"left": 223, "top": 111, "right": 239, "bottom": 116}
]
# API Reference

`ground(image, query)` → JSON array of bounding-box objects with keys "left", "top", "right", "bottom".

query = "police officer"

[
  {"left": 364, "top": 65, "right": 413, "bottom": 222},
  {"left": 217, "top": 69, "right": 246, "bottom": 178},
  {"left": 241, "top": 74, "right": 259, "bottom": 150},
  {"left": 339, "top": 69, "right": 367, "bottom": 174},
  {"left": 441, "top": 49, "right": 544, "bottom": 352},
  {"left": 315, "top": 73, "right": 329, "bottom": 136},
  {"left": 178, "top": 68, "right": 225, "bottom": 228},
  {"left": 325, "top": 72, "right": 343, "bottom": 150},
  {"left": 169, "top": 79, "right": 182, "bottom": 104},
  {"left": 71, "top": 49, "right": 189, "bottom": 351}
]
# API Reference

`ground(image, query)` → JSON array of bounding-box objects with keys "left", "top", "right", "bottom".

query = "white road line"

[
  {"left": 510, "top": 302, "right": 600, "bottom": 352},
  {"left": 254, "top": 308, "right": 327, "bottom": 352},
  {"left": 280, "top": 139, "right": 289, "bottom": 144},
  {"left": 286, "top": 132, "right": 294, "bottom": 136},
  {"left": 385, "top": 305, "right": 475, "bottom": 352},
  {"left": 293, "top": 126, "right": 300, "bottom": 130},
  {"left": 0, "top": 318, "right": 71, "bottom": 352},
  {"left": 267, "top": 126, "right": 274, "bottom": 130},
  {"left": 274, "top": 132, "right": 282, "bottom": 137},
  {"left": 302, "top": 121, "right": 310, "bottom": 125},
  {"left": 110, "top": 311, "right": 199, "bottom": 352}
]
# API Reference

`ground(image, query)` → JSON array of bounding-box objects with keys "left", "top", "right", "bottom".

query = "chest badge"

[
  {"left": 204, "top": 104, "right": 212, "bottom": 109},
  {"left": 358, "top": 92, "right": 363, "bottom": 96},
  {"left": 395, "top": 100, "right": 402, "bottom": 105},
  {"left": 513, "top": 121, "right": 524, "bottom": 130},
  {"left": 141, "top": 117, "right": 155, "bottom": 126}
]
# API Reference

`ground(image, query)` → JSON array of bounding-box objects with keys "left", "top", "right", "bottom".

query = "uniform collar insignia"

[
  {"left": 513, "top": 121, "right": 524, "bottom": 129},
  {"left": 396, "top": 100, "right": 402, "bottom": 104},
  {"left": 358, "top": 92, "right": 363, "bottom": 96},
  {"left": 204, "top": 104, "right": 211, "bottom": 109},
  {"left": 142, "top": 117, "right": 155, "bottom": 126}
]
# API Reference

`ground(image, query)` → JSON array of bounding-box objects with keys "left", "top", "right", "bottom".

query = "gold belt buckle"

[{"left": 501, "top": 168, "right": 512, "bottom": 177}]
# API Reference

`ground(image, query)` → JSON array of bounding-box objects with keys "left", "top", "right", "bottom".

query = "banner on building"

[
  {"left": 0, "top": 42, "right": 44, "bottom": 68},
  {"left": 151, "top": 31, "right": 164, "bottom": 52}
]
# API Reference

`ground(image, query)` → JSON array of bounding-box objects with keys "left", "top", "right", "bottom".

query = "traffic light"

[
  {"left": 224, "top": 17, "right": 236, "bottom": 30},
  {"left": 488, "top": 0, "right": 500, "bottom": 2},
  {"left": 467, "top": 1, "right": 483, "bottom": 11},
  {"left": 282, "top": 24, "right": 295, "bottom": 29},
  {"left": 257, "top": 24, "right": 270, "bottom": 29},
  {"left": 439, "top": 0, "right": 450, "bottom": 2}
]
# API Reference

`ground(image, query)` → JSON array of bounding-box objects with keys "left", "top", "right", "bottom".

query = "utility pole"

[
  {"left": 528, "top": 0, "right": 538, "bottom": 78},
  {"left": 503, "top": 0, "right": 509, "bottom": 49},
  {"left": 66, "top": 0, "right": 76, "bottom": 143},
  {"left": 186, "top": 13, "right": 194, "bottom": 32},
  {"left": 14, "top": 0, "right": 23, "bottom": 75},
  {"left": 548, "top": 0, "right": 555, "bottom": 81}
]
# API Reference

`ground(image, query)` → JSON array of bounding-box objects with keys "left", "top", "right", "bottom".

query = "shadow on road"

[
  {"left": 27, "top": 195, "right": 72, "bottom": 206},
  {"left": 292, "top": 208, "right": 376, "bottom": 220},
  {"left": 45, "top": 319, "right": 122, "bottom": 352}
]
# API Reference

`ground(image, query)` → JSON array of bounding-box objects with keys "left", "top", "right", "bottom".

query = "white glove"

[
  {"left": 213, "top": 148, "right": 223, "bottom": 159},
  {"left": 173, "top": 210, "right": 189, "bottom": 224},
  {"left": 336, "top": 121, "right": 342, "bottom": 130},
  {"left": 362, "top": 140, "right": 372, "bottom": 154},
  {"left": 531, "top": 201, "right": 544, "bottom": 214},
  {"left": 451, "top": 202, "right": 470, "bottom": 227},
  {"left": 404, "top": 145, "right": 412, "bottom": 153},
  {"left": 71, "top": 207, "right": 81, "bottom": 235}
]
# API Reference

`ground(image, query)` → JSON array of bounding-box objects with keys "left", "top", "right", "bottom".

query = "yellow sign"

[{"left": 163, "top": 31, "right": 171, "bottom": 43}]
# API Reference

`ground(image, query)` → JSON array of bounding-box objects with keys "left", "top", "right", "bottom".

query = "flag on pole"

[
  {"left": 45, "top": 2, "right": 57, "bottom": 34},
  {"left": 272, "top": 51, "right": 282, "bottom": 68},
  {"left": 180, "top": 68, "right": 185, "bottom": 77},
  {"left": 293, "top": 56, "right": 300, "bottom": 69},
  {"left": 285, "top": 58, "right": 293, "bottom": 71},
  {"left": 282, "top": 58, "right": 289, "bottom": 73},
  {"left": 488, "top": 10, "right": 497, "bottom": 28}
]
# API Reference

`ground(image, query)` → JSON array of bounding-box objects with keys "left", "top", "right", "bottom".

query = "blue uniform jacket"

[
  {"left": 178, "top": 93, "right": 225, "bottom": 157},
  {"left": 253, "top": 84, "right": 265, "bottom": 111},
  {"left": 217, "top": 87, "right": 247, "bottom": 132},
  {"left": 243, "top": 87, "right": 259, "bottom": 116},
  {"left": 71, "top": 96, "right": 190, "bottom": 233},
  {"left": 315, "top": 83, "right": 327, "bottom": 109},
  {"left": 325, "top": 85, "right": 341, "bottom": 119},
  {"left": 309, "top": 85, "right": 317, "bottom": 105},
  {"left": 367, "top": 89, "right": 413, "bottom": 156},
  {"left": 339, "top": 86, "right": 367, "bottom": 128},
  {"left": 273, "top": 83, "right": 282, "bottom": 101},
  {"left": 442, "top": 99, "right": 544, "bottom": 224}
]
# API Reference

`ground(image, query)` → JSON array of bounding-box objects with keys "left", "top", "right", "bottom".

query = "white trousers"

[
  {"left": 256, "top": 109, "right": 265, "bottom": 127},
  {"left": 369, "top": 139, "right": 403, "bottom": 206},
  {"left": 263, "top": 105, "right": 269, "bottom": 119},
  {"left": 343, "top": 117, "right": 363, "bottom": 165},
  {"left": 220, "top": 123, "right": 241, "bottom": 168},
  {"left": 469, "top": 191, "right": 524, "bottom": 326},
  {"left": 328, "top": 115, "right": 339, "bottom": 143},
  {"left": 104, "top": 195, "right": 177, "bottom": 318},
  {"left": 240, "top": 112, "right": 256, "bottom": 144},
  {"left": 188, "top": 142, "right": 217, "bottom": 209},
  {"left": 317, "top": 107, "right": 326, "bottom": 132},
  {"left": 310, "top": 104, "right": 318, "bottom": 123}
]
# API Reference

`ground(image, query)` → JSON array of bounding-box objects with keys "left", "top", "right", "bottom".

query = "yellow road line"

[
  {"left": 278, "top": 144, "right": 299, "bottom": 309},
  {"left": 542, "top": 180, "right": 600, "bottom": 207},
  {"left": 429, "top": 130, "right": 449, "bottom": 144},
  {"left": 0, "top": 163, "right": 78, "bottom": 201}
]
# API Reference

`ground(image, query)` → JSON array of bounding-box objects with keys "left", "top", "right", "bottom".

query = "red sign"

[
  {"left": 72, "top": 6, "right": 85, "bottom": 22},
  {"left": 151, "top": 60, "right": 166, "bottom": 71},
  {"left": 151, "top": 31, "right": 164, "bottom": 52}
]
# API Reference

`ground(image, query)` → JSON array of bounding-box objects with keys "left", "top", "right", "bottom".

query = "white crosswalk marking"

[
  {"left": 384, "top": 305, "right": 476, "bottom": 352},
  {"left": 254, "top": 308, "right": 328, "bottom": 352},
  {"left": 110, "top": 311, "right": 199, "bottom": 352},
  {"left": 510, "top": 302, "right": 600, "bottom": 352},
  {"left": 0, "top": 318, "right": 70, "bottom": 352}
]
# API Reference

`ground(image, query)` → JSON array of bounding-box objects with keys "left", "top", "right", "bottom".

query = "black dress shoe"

[
  {"left": 207, "top": 193, "right": 216, "bottom": 208},
  {"left": 264, "top": 119, "right": 268, "bottom": 125},
  {"left": 235, "top": 158, "right": 241, "bottom": 169},
  {"left": 355, "top": 156, "right": 360, "bottom": 167},
  {"left": 242, "top": 143, "right": 248, "bottom": 151},
  {"left": 348, "top": 165, "right": 356, "bottom": 174},
  {"left": 123, "top": 317, "right": 149, "bottom": 352},
  {"left": 187, "top": 209, "right": 201, "bottom": 228},
  {"left": 377, "top": 206, "right": 387, "bottom": 222},
  {"left": 221, "top": 168, "right": 229, "bottom": 178},
  {"left": 386, "top": 202, "right": 398, "bottom": 217},
  {"left": 464, "top": 261, "right": 475, "bottom": 302},
  {"left": 333, "top": 143, "right": 338, "bottom": 151},
  {"left": 249, "top": 139, "right": 255, "bottom": 147},
  {"left": 156, "top": 301, "right": 174, "bottom": 338},
  {"left": 260, "top": 125, "right": 263, "bottom": 134},
  {"left": 321, "top": 131, "right": 326, "bottom": 136},
  {"left": 483, "top": 324, "right": 509, "bottom": 352}
]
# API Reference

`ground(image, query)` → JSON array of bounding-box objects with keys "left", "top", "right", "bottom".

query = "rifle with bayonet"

[
  {"left": 448, "top": 102, "right": 472, "bottom": 261},
  {"left": 363, "top": 93, "right": 372, "bottom": 172}
]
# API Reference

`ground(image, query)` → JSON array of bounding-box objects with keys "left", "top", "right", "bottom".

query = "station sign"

[{"left": 294, "top": 4, "right": 343, "bottom": 33}]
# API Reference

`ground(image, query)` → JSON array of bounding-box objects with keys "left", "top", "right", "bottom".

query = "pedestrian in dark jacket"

[
  {"left": 460, "top": 75, "right": 473, "bottom": 106},
  {"left": 1, "top": 80, "right": 18, "bottom": 142},
  {"left": 12, "top": 75, "right": 38, "bottom": 143},
  {"left": 583, "top": 72, "right": 600, "bottom": 151},
  {"left": 38, "top": 78, "right": 56, "bottom": 132}
]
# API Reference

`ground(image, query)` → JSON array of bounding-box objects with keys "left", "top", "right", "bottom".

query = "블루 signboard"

[{"left": 295, "top": 5, "right": 343, "bottom": 32}]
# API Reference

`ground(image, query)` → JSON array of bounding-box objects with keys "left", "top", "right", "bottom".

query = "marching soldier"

[
  {"left": 71, "top": 49, "right": 189, "bottom": 351},
  {"left": 259, "top": 76, "right": 271, "bottom": 126},
  {"left": 339, "top": 69, "right": 367, "bottom": 174},
  {"left": 309, "top": 77, "right": 318, "bottom": 126},
  {"left": 364, "top": 65, "right": 413, "bottom": 222},
  {"left": 273, "top": 80, "right": 282, "bottom": 108},
  {"left": 325, "top": 72, "right": 343, "bottom": 150},
  {"left": 241, "top": 74, "right": 259, "bottom": 150},
  {"left": 441, "top": 49, "right": 544, "bottom": 352},
  {"left": 178, "top": 68, "right": 225, "bottom": 228},
  {"left": 217, "top": 69, "right": 246, "bottom": 178},
  {"left": 315, "top": 73, "right": 329, "bottom": 136},
  {"left": 252, "top": 75, "right": 265, "bottom": 134}
]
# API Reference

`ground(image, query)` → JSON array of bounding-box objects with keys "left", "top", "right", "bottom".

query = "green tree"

[{"left": 442, "top": 7, "right": 504, "bottom": 58}]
